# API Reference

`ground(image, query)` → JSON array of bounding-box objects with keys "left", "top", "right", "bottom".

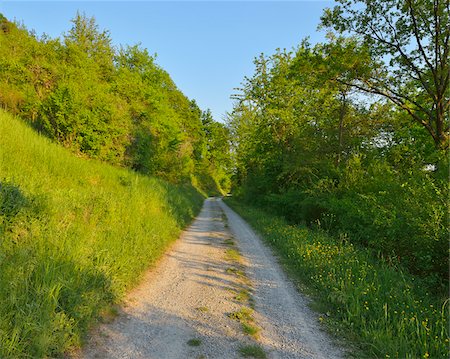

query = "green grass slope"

[{"left": 0, "top": 110, "right": 204, "bottom": 358}]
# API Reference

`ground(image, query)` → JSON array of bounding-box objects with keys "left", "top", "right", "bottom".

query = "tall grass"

[
  {"left": 0, "top": 110, "right": 203, "bottom": 358},
  {"left": 226, "top": 199, "right": 449, "bottom": 358}
]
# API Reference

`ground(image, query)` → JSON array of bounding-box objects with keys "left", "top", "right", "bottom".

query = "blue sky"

[{"left": 0, "top": 1, "right": 334, "bottom": 122}]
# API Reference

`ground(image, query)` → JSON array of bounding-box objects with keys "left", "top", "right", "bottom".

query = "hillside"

[
  {"left": 0, "top": 13, "right": 231, "bottom": 195},
  {"left": 0, "top": 110, "right": 203, "bottom": 357}
]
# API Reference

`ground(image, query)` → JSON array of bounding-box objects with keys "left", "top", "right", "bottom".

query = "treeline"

[
  {"left": 0, "top": 13, "right": 231, "bottom": 194},
  {"left": 228, "top": 0, "right": 449, "bottom": 289}
]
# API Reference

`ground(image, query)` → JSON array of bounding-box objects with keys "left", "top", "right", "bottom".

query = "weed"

[
  {"left": 242, "top": 322, "right": 260, "bottom": 337},
  {"left": 224, "top": 238, "right": 235, "bottom": 246},
  {"left": 225, "top": 249, "right": 241, "bottom": 262},
  {"left": 238, "top": 344, "right": 267, "bottom": 358},
  {"left": 234, "top": 289, "right": 251, "bottom": 302},
  {"left": 222, "top": 213, "right": 229, "bottom": 228},
  {"left": 226, "top": 267, "right": 245, "bottom": 277},
  {"left": 99, "top": 305, "right": 120, "bottom": 324},
  {"left": 228, "top": 307, "right": 253, "bottom": 322},
  {"left": 196, "top": 306, "right": 209, "bottom": 313},
  {"left": 187, "top": 338, "right": 202, "bottom": 347}
]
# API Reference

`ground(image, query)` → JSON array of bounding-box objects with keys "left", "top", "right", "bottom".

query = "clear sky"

[{"left": 0, "top": 1, "right": 334, "bottom": 122}]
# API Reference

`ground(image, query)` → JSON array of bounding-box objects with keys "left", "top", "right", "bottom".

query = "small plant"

[
  {"left": 234, "top": 289, "right": 250, "bottom": 302},
  {"left": 228, "top": 307, "right": 253, "bottom": 322},
  {"left": 224, "top": 238, "right": 235, "bottom": 246},
  {"left": 187, "top": 338, "right": 202, "bottom": 347},
  {"left": 229, "top": 307, "right": 260, "bottom": 337},
  {"left": 196, "top": 306, "right": 209, "bottom": 313},
  {"left": 242, "top": 322, "right": 260, "bottom": 337},
  {"left": 225, "top": 248, "right": 241, "bottom": 262},
  {"left": 226, "top": 267, "right": 245, "bottom": 277},
  {"left": 238, "top": 344, "right": 267, "bottom": 358}
]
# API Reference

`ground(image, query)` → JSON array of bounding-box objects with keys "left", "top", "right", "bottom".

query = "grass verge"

[
  {"left": 0, "top": 111, "right": 204, "bottom": 358},
  {"left": 225, "top": 198, "right": 449, "bottom": 358}
]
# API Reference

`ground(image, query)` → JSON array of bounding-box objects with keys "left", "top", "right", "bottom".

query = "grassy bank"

[
  {"left": 0, "top": 110, "right": 203, "bottom": 358},
  {"left": 225, "top": 199, "right": 449, "bottom": 358}
]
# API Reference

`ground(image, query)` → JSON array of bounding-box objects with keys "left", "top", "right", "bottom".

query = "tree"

[
  {"left": 321, "top": 0, "right": 450, "bottom": 148},
  {"left": 64, "top": 12, "right": 114, "bottom": 78}
]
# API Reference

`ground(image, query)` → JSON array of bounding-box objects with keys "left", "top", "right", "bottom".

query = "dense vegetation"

[
  {"left": 228, "top": 0, "right": 448, "bottom": 289},
  {"left": 0, "top": 110, "right": 203, "bottom": 357},
  {"left": 228, "top": 1, "right": 448, "bottom": 356},
  {"left": 0, "top": 12, "right": 231, "bottom": 195},
  {"left": 0, "top": 2, "right": 448, "bottom": 357}
]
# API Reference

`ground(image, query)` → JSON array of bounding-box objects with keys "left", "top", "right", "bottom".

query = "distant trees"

[{"left": 0, "top": 13, "right": 231, "bottom": 194}]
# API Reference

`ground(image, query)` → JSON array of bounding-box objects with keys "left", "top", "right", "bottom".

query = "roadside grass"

[
  {"left": 225, "top": 198, "right": 449, "bottom": 358},
  {"left": 229, "top": 307, "right": 260, "bottom": 339},
  {"left": 98, "top": 305, "right": 120, "bottom": 324},
  {"left": 238, "top": 344, "right": 267, "bottom": 358},
  {"left": 0, "top": 111, "right": 204, "bottom": 358}
]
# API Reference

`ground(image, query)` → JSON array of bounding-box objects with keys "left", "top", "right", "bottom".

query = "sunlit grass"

[
  {"left": 234, "top": 289, "right": 251, "bottom": 302},
  {"left": 242, "top": 322, "right": 260, "bottom": 337},
  {"left": 226, "top": 198, "right": 449, "bottom": 359},
  {"left": 225, "top": 248, "right": 241, "bottom": 262},
  {"left": 0, "top": 111, "right": 203, "bottom": 358},
  {"left": 226, "top": 267, "right": 245, "bottom": 277},
  {"left": 228, "top": 307, "right": 253, "bottom": 322}
]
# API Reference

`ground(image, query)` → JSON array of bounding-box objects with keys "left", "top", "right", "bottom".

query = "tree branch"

[
  {"left": 407, "top": 0, "right": 436, "bottom": 75},
  {"left": 334, "top": 76, "right": 435, "bottom": 135},
  {"left": 366, "top": 22, "right": 435, "bottom": 99}
]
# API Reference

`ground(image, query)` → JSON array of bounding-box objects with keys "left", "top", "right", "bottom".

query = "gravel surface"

[{"left": 77, "top": 198, "right": 343, "bottom": 359}]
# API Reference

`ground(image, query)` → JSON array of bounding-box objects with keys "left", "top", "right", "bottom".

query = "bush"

[{"left": 251, "top": 156, "right": 448, "bottom": 287}]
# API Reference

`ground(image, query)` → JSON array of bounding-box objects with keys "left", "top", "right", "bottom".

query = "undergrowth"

[
  {"left": 0, "top": 110, "right": 203, "bottom": 358},
  {"left": 225, "top": 198, "right": 449, "bottom": 358}
]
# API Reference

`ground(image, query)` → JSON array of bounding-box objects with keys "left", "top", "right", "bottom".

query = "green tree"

[
  {"left": 64, "top": 11, "right": 114, "bottom": 77},
  {"left": 321, "top": 0, "right": 450, "bottom": 148}
]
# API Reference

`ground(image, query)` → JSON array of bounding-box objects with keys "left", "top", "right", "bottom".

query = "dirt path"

[{"left": 79, "top": 198, "right": 342, "bottom": 359}]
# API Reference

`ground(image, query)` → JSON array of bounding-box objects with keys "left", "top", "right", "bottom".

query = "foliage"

[
  {"left": 0, "top": 110, "right": 203, "bottom": 357},
  {"left": 0, "top": 12, "right": 231, "bottom": 194},
  {"left": 320, "top": 0, "right": 450, "bottom": 148},
  {"left": 228, "top": 38, "right": 448, "bottom": 286},
  {"left": 226, "top": 199, "right": 449, "bottom": 359}
]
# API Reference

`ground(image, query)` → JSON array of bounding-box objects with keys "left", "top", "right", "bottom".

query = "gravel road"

[{"left": 78, "top": 198, "right": 343, "bottom": 359}]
